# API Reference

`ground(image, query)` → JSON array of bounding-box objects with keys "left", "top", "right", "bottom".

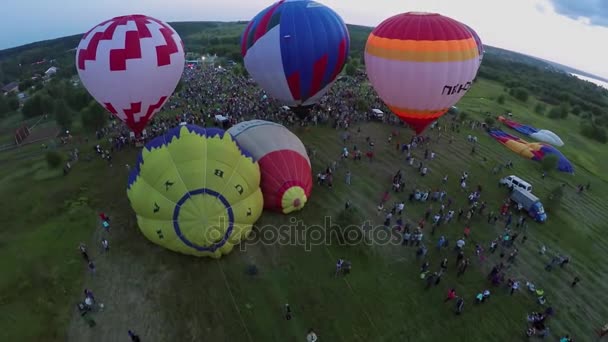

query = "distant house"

[
  {"left": 2, "top": 81, "right": 19, "bottom": 95},
  {"left": 45, "top": 66, "right": 58, "bottom": 77},
  {"left": 17, "top": 92, "right": 28, "bottom": 102}
]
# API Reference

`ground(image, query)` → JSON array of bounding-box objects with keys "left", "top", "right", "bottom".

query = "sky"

[{"left": 1, "top": 0, "right": 607, "bottom": 79}]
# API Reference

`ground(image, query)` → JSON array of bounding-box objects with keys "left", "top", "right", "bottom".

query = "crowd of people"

[{"left": 71, "top": 63, "right": 599, "bottom": 341}]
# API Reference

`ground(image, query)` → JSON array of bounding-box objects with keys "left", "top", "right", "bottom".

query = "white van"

[{"left": 499, "top": 175, "right": 532, "bottom": 192}]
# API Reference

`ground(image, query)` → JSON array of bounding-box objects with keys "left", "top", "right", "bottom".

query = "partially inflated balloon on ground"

[
  {"left": 365, "top": 12, "right": 481, "bottom": 134},
  {"left": 76, "top": 14, "right": 185, "bottom": 135},
  {"left": 228, "top": 120, "right": 312, "bottom": 214},
  {"left": 127, "top": 124, "right": 264, "bottom": 257},
  {"left": 241, "top": 0, "right": 350, "bottom": 114}
]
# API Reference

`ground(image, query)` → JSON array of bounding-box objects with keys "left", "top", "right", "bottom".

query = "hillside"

[{"left": 484, "top": 46, "right": 608, "bottom": 83}]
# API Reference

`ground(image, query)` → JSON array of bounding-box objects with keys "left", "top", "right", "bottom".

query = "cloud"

[{"left": 550, "top": 0, "right": 608, "bottom": 27}]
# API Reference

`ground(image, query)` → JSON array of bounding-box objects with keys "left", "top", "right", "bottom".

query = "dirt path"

[{"left": 66, "top": 214, "right": 174, "bottom": 342}]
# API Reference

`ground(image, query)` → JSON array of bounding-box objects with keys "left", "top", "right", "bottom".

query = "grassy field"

[{"left": 1, "top": 78, "right": 607, "bottom": 341}]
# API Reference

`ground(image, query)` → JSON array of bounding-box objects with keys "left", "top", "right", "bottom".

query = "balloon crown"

[{"left": 406, "top": 12, "right": 440, "bottom": 16}]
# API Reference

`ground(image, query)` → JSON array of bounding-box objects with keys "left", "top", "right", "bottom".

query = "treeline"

[
  {"left": 174, "top": 22, "right": 372, "bottom": 64},
  {"left": 479, "top": 54, "right": 608, "bottom": 114},
  {"left": 16, "top": 78, "right": 107, "bottom": 132}
]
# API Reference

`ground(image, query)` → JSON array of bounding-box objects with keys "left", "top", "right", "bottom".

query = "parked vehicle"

[
  {"left": 499, "top": 175, "right": 533, "bottom": 192},
  {"left": 371, "top": 108, "right": 384, "bottom": 121},
  {"left": 510, "top": 188, "right": 547, "bottom": 222}
]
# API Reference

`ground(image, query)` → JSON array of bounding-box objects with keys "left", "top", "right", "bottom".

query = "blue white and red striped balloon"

[{"left": 241, "top": 0, "right": 350, "bottom": 108}]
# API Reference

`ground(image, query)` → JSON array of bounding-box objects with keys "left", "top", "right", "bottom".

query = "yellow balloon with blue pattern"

[{"left": 127, "top": 124, "right": 264, "bottom": 258}]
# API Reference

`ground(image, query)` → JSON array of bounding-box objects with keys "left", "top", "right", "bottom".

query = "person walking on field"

[
  {"left": 128, "top": 330, "right": 141, "bottom": 342},
  {"left": 444, "top": 288, "right": 457, "bottom": 302}
]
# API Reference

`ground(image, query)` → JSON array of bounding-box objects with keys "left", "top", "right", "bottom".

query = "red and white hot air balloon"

[
  {"left": 76, "top": 14, "right": 185, "bottom": 135},
  {"left": 228, "top": 120, "right": 312, "bottom": 214}
]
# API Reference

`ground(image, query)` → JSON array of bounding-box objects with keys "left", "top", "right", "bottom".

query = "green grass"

[{"left": 1, "top": 78, "right": 607, "bottom": 341}]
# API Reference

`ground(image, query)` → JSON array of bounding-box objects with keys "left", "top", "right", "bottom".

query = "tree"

[
  {"left": 66, "top": 88, "right": 92, "bottom": 111},
  {"left": 571, "top": 105, "right": 581, "bottom": 116},
  {"left": 512, "top": 87, "right": 529, "bottom": 102},
  {"left": 355, "top": 98, "right": 368, "bottom": 112},
  {"left": 558, "top": 103, "right": 570, "bottom": 118},
  {"left": 580, "top": 123, "right": 607, "bottom": 143},
  {"left": 534, "top": 102, "right": 546, "bottom": 115},
  {"left": 0, "top": 95, "right": 10, "bottom": 117},
  {"left": 484, "top": 117, "right": 495, "bottom": 126},
  {"left": 496, "top": 95, "right": 505, "bottom": 104},
  {"left": 18, "top": 79, "right": 33, "bottom": 92},
  {"left": 81, "top": 102, "right": 108, "bottom": 132},
  {"left": 46, "top": 151, "right": 63, "bottom": 169},
  {"left": 540, "top": 154, "right": 558, "bottom": 172},
  {"left": 22, "top": 95, "right": 43, "bottom": 118},
  {"left": 53, "top": 99, "right": 73, "bottom": 129},
  {"left": 547, "top": 105, "right": 569, "bottom": 119},
  {"left": 345, "top": 63, "right": 357, "bottom": 76}
]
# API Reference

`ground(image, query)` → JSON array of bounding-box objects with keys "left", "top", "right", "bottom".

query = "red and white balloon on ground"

[
  {"left": 76, "top": 14, "right": 185, "bottom": 135},
  {"left": 227, "top": 120, "right": 312, "bottom": 214}
]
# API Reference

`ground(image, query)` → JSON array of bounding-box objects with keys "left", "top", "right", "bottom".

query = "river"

[{"left": 571, "top": 73, "right": 608, "bottom": 90}]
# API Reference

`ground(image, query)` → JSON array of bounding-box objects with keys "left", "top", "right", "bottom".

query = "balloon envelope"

[
  {"left": 365, "top": 12, "right": 481, "bottom": 134},
  {"left": 488, "top": 129, "right": 573, "bottom": 173},
  {"left": 498, "top": 116, "right": 564, "bottom": 146},
  {"left": 531, "top": 130, "right": 564, "bottom": 147},
  {"left": 228, "top": 120, "right": 312, "bottom": 214},
  {"left": 127, "top": 124, "right": 264, "bottom": 257},
  {"left": 465, "top": 24, "right": 484, "bottom": 63},
  {"left": 76, "top": 14, "right": 185, "bottom": 134},
  {"left": 241, "top": 0, "right": 350, "bottom": 108}
]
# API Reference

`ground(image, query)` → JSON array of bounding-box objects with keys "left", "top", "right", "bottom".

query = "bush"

[
  {"left": 512, "top": 88, "right": 529, "bottom": 102},
  {"left": 484, "top": 117, "right": 495, "bottom": 126},
  {"left": 540, "top": 154, "right": 558, "bottom": 172},
  {"left": 345, "top": 63, "right": 357, "bottom": 76},
  {"left": 580, "top": 124, "right": 607, "bottom": 143},
  {"left": 547, "top": 105, "right": 569, "bottom": 119},
  {"left": 496, "top": 95, "right": 505, "bottom": 104},
  {"left": 46, "top": 151, "right": 63, "bottom": 169}
]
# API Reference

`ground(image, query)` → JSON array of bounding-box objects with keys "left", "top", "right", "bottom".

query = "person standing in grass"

[
  {"left": 88, "top": 261, "right": 96, "bottom": 275},
  {"left": 306, "top": 329, "right": 318, "bottom": 342},
  {"left": 571, "top": 276, "right": 580, "bottom": 287},
  {"left": 101, "top": 238, "right": 109, "bottom": 252},
  {"left": 345, "top": 170, "right": 351, "bottom": 185},
  {"left": 510, "top": 280, "right": 520, "bottom": 295},
  {"left": 459, "top": 258, "right": 470, "bottom": 277},
  {"left": 284, "top": 304, "right": 292, "bottom": 320},
  {"left": 78, "top": 243, "right": 89, "bottom": 262},
  {"left": 455, "top": 297, "right": 464, "bottom": 315}
]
